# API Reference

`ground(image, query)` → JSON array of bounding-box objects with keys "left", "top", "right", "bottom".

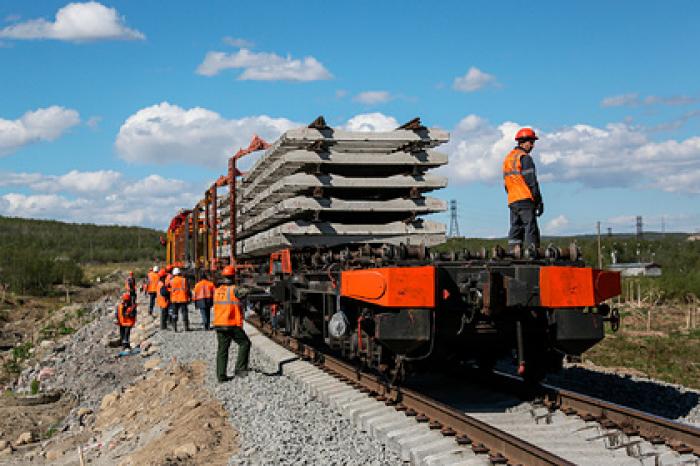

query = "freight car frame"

[{"left": 165, "top": 117, "right": 622, "bottom": 382}]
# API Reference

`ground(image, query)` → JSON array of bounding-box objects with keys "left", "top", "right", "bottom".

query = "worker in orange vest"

[
  {"left": 125, "top": 271, "right": 137, "bottom": 303},
  {"left": 165, "top": 265, "right": 174, "bottom": 287},
  {"left": 156, "top": 269, "right": 170, "bottom": 330},
  {"left": 193, "top": 272, "right": 216, "bottom": 330},
  {"left": 503, "top": 127, "right": 543, "bottom": 252},
  {"left": 116, "top": 293, "right": 137, "bottom": 349},
  {"left": 213, "top": 265, "right": 251, "bottom": 382},
  {"left": 169, "top": 267, "right": 191, "bottom": 332},
  {"left": 145, "top": 266, "right": 160, "bottom": 316}
]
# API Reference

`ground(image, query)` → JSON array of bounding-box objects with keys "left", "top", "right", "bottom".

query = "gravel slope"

[{"left": 154, "top": 307, "right": 402, "bottom": 465}]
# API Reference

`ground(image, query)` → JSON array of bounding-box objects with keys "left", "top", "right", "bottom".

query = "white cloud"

[
  {"left": 545, "top": 215, "right": 569, "bottom": 233},
  {"left": 0, "top": 106, "right": 80, "bottom": 155},
  {"left": 354, "top": 91, "right": 392, "bottom": 105},
  {"left": 452, "top": 67, "right": 497, "bottom": 92},
  {"left": 335, "top": 89, "right": 348, "bottom": 99},
  {"left": 601, "top": 93, "right": 699, "bottom": 108},
  {"left": 115, "top": 102, "right": 298, "bottom": 168},
  {"left": 444, "top": 114, "right": 700, "bottom": 195},
  {"left": 86, "top": 116, "right": 101, "bottom": 129},
  {"left": 0, "top": 2, "right": 144, "bottom": 42},
  {"left": 0, "top": 169, "right": 122, "bottom": 194},
  {"left": 342, "top": 113, "right": 399, "bottom": 132},
  {"left": 0, "top": 170, "right": 199, "bottom": 228},
  {"left": 196, "top": 48, "right": 332, "bottom": 81},
  {"left": 222, "top": 36, "right": 254, "bottom": 48}
]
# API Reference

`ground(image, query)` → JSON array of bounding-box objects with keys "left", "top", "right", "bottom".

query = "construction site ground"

[{"left": 0, "top": 267, "right": 697, "bottom": 464}]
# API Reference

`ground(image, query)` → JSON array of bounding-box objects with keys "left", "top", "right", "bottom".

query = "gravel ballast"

[{"left": 154, "top": 307, "right": 402, "bottom": 465}]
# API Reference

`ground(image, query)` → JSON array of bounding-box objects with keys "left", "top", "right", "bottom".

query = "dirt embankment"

[
  {"left": 37, "top": 360, "right": 238, "bottom": 465},
  {"left": 0, "top": 271, "right": 239, "bottom": 464}
]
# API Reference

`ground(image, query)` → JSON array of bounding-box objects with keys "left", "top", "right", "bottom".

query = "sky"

[{"left": 0, "top": 1, "right": 699, "bottom": 236}]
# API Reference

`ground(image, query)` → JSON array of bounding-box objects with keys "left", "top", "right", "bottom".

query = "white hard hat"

[
  {"left": 172, "top": 267, "right": 181, "bottom": 276},
  {"left": 153, "top": 266, "right": 159, "bottom": 272}
]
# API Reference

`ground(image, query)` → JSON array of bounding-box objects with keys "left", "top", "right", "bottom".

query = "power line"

[{"left": 448, "top": 199, "right": 461, "bottom": 238}]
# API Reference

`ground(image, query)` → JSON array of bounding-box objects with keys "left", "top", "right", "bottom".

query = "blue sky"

[{"left": 0, "top": 1, "right": 698, "bottom": 235}]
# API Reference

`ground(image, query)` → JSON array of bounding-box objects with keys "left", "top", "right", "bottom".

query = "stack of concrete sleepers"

[{"left": 220, "top": 118, "right": 450, "bottom": 257}]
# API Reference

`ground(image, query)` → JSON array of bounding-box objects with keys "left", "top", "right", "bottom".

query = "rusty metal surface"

[
  {"left": 248, "top": 317, "right": 571, "bottom": 466},
  {"left": 546, "top": 384, "right": 700, "bottom": 457}
]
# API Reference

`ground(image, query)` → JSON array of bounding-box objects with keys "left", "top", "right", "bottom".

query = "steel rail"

[
  {"left": 249, "top": 318, "right": 573, "bottom": 466},
  {"left": 493, "top": 370, "right": 700, "bottom": 458}
]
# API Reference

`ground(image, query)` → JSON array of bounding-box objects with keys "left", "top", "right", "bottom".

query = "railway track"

[{"left": 248, "top": 316, "right": 700, "bottom": 465}]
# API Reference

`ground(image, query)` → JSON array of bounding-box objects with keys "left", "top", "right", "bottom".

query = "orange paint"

[
  {"left": 539, "top": 266, "right": 621, "bottom": 308},
  {"left": 340, "top": 266, "right": 435, "bottom": 308}
]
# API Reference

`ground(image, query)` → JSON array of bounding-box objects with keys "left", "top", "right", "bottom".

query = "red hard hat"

[
  {"left": 129, "top": 271, "right": 134, "bottom": 276},
  {"left": 222, "top": 265, "right": 236, "bottom": 277},
  {"left": 515, "top": 128, "right": 538, "bottom": 141},
  {"left": 166, "top": 265, "right": 173, "bottom": 272},
  {"left": 158, "top": 269, "right": 167, "bottom": 278},
  {"left": 121, "top": 293, "right": 131, "bottom": 302}
]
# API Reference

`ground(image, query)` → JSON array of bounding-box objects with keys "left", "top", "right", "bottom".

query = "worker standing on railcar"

[
  {"left": 156, "top": 269, "right": 170, "bottom": 330},
  {"left": 213, "top": 265, "right": 251, "bottom": 382},
  {"left": 116, "top": 293, "right": 137, "bottom": 349},
  {"left": 193, "top": 272, "right": 216, "bottom": 331},
  {"left": 125, "top": 271, "right": 137, "bottom": 304},
  {"left": 503, "top": 127, "right": 543, "bottom": 251},
  {"left": 145, "top": 266, "right": 160, "bottom": 316},
  {"left": 170, "top": 268, "right": 191, "bottom": 332}
]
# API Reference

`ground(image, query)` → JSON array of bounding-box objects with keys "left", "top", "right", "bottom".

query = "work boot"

[
  {"left": 217, "top": 375, "right": 233, "bottom": 383},
  {"left": 234, "top": 370, "right": 249, "bottom": 378},
  {"left": 172, "top": 320, "right": 178, "bottom": 332}
]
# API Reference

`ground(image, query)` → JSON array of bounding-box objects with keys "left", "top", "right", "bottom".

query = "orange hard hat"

[
  {"left": 166, "top": 264, "right": 173, "bottom": 272},
  {"left": 515, "top": 128, "right": 538, "bottom": 141},
  {"left": 158, "top": 269, "right": 167, "bottom": 278},
  {"left": 129, "top": 271, "right": 134, "bottom": 276},
  {"left": 121, "top": 293, "right": 131, "bottom": 301},
  {"left": 222, "top": 265, "right": 236, "bottom": 277}
]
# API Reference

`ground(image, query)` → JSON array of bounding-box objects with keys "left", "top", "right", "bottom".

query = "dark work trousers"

[
  {"left": 148, "top": 292, "right": 156, "bottom": 315},
  {"left": 119, "top": 326, "right": 132, "bottom": 349},
  {"left": 159, "top": 305, "right": 169, "bottom": 330},
  {"left": 171, "top": 302, "right": 190, "bottom": 331},
  {"left": 216, "top": 327, "right": 251, "bottom": 380},
  {"left": 508, "top": 201, "right": 540, "bottom": 249},
  {"left": 195, "top": 299, "right": 212, "bottom": 330}
]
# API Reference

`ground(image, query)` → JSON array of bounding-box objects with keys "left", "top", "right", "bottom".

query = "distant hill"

[
  {"left": 435, "top": 233, "right": 700, "bottom": 300},
  {"left": 0, "top": 216, "right": 164, "bottom": 295}
]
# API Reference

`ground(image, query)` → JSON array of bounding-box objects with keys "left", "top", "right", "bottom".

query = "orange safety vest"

[
  {"left": 170, "top": 276, "right": 189, "bottom": 303},
  {"left": 125, "top": 277, "right": 136, "bottom": 293},
  {"left": 156, "top": 281, "right": 170, "bottom": 309},
  {"left": 193, "top": 279, "right": 215, "bottom": 301},
  {"left": 502, "top": 148, "right": 535, "bottom": 205},
  {"left": 213, "top": 285, "right": 242, "bottom": 328},
  {"left": 117, "top": 303, "right": 136, "bottom": 327},
  {"left": 146, "top": 272, "right": 159, "bottom": 293}
]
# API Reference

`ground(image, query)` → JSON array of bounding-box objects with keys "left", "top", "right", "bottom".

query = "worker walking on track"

[
  {"left": 193, "top": 272, "right": 216, "bottom": 331},
  {"left": 503, "top": 127, "right": 543, "bottom": 252},
  {"left": 156, "top": 269, "right": 170, "bottom": 330},
  {"left": 125, "top": 271, "right": 137, "bottom": 304},
  {"left": 213, "top": 265, "right": 251, "bottom": 382},
  {"left": 116, "top": 293, "right": 137, "bottom": 349},
  {"left": 169, "top": 268, "right": 191, "bottom": 332},
  {"left": 145, "top": 266, "right": 160, "bottom": 316}
]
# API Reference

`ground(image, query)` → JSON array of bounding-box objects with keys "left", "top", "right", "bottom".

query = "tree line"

[{"left": 0, "top": 216, "right": 165, "bottom": 295}]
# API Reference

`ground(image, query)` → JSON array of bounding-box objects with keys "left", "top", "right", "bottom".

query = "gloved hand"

[{"left": 535, "top": 202, "right": 544, "bottom": 217}]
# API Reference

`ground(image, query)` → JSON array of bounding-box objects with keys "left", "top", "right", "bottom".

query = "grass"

[
  {"left": 30, "top": 379, "right": 40, "bottom": 395},
  {"left": 584, "top": 329, "right": 700, "bottom": 389},
  {"left": 82, "top": 260, "right": 154, "bottom": 282}
]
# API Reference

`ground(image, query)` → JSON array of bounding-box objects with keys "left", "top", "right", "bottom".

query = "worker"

[
  {"left": 116, "top": 293, "right": 137, "bottom": 349},
  {"left": 170, "top": 267, "right": 191, "bottom": 332},
  {"left": 503, "top": 127, "right": 543, "bottom": 251},
  {"left": 213, "top": 265, "right": 251, "bottom": 382},
  {"left": 156, "top": 269, "right": 170, "bottom": 330},
  {"left": 145, "top": 266, "right": 160, "bottom": 317},
  {"left": 125, "top": 271, "right": 137, "bottom": 304},
  {"left": 193, "top": 272, "right": 216, "bottom": 330},
  {"left": 165, "top": 264, "right": 174, "bottom": 287}
]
